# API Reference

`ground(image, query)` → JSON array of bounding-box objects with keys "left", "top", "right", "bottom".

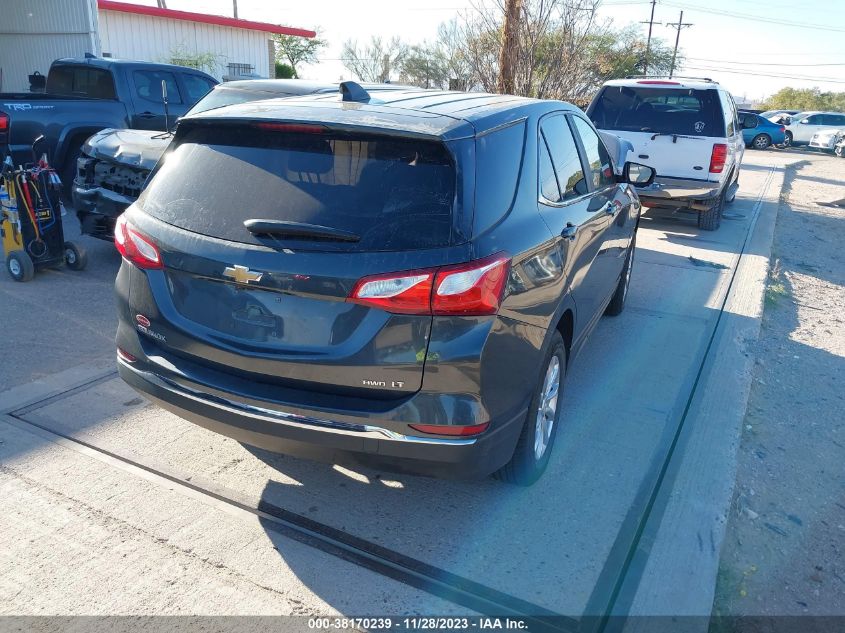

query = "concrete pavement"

[{"left": 0, "top": 151, "right": 803, "bottom": 620}]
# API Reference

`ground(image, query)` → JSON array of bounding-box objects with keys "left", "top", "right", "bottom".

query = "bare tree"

[
  {"left": 341, "top": 37, "right": 408, "bottom": 82},
  {"left": 459, "top": 0, "right": 607, "bottom": 100}
]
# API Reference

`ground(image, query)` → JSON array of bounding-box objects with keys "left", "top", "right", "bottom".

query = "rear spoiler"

[{"left": 598, "top": 131, "right": 633, "bottom": 175}]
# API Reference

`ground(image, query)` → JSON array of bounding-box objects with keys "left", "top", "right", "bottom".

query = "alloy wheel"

[{"left": 534, "top": 356, "right": 560, "bottom": 461}]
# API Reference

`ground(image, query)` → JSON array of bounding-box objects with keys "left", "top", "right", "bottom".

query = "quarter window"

[
  {"left": 540, "top": 115, "right": 587, "bottom": 202},
  {"left": 570, "top": 116, "right": 615, "bottom": 190},
  {"left": 133, "top": 70, "right": 183, "bottom": 104},
  {"left": 182, "top": 74, "right": 217, "bottom": 105}
]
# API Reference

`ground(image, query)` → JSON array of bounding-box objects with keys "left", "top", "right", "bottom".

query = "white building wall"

[
  {"left": 97, "top": 10, "right": 272, "bottom": 81},
  {"left": 0, "top": 0, "right": 100, "bottom": 92}
]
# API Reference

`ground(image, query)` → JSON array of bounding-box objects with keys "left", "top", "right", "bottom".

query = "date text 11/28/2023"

[{"left": 307, "top": 617, "right": 529, "bottom": 630}]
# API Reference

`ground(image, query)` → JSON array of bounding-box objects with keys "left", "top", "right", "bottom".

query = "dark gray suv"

[{"left": 114, "top": 84, "right": 654, "bottom": 485}]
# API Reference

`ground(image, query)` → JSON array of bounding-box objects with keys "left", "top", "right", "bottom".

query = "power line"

[
  {"left": 682, "top": 65, "right": 845, "bottom": 84},
  {"left": 686, "top": 57, "right": 845, "bottom": 68},
  {"left": 661, "top": 2, "right": 845, "bottom": 33}
]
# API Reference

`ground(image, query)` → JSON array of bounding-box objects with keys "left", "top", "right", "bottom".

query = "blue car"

[{"left": 740, "top": 113, "right": 786, "bottom": 149}]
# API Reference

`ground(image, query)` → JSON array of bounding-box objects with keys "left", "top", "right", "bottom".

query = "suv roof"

[
  {"left": 184, "top": 89, "right": 572, "bottom": 140},
  {"left": 602, "top": 77, "right": 722, "bottom": 91}
]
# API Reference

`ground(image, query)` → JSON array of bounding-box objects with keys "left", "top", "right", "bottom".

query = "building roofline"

[{"left": 97, "top": 0, "right": 316, "bottom": 38}]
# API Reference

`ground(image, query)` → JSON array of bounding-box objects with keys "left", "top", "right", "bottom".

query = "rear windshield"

[
  {"left": 185, "top": 87, "right": 286, "bottom": 116},
  {"left": 138, "top": 125, "right": 457, "bottom": 251},
  {"left": 589, "top": 86, "right": 725, "bottom": 137}
]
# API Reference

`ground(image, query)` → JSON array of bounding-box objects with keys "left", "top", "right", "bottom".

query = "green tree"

[
  {"left": 762, "top": 87, "right": 845, "bottom": 112},
  {"left": 273, "top": 30, "right": 327, "bottom": 78},
  {"left": 167, "top": 46, "right": 219, "bottom": 74}
]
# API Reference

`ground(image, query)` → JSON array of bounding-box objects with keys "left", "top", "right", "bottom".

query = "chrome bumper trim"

[{"left": 119, "top": 357, "right": 478, "bottom": 446}]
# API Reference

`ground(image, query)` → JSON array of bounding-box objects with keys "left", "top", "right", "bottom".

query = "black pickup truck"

[{"left": 0, "top": 56, "right": 216, "bottom": 196}]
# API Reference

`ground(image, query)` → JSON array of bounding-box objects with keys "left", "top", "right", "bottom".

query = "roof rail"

[
  {"left": 340, "top": 81, "right": 371, "bottom": 103},
  {"left": 624, "top": 75, "right": 714, "bottom": 82}
]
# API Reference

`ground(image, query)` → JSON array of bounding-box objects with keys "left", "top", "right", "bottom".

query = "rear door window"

[
  {"left": 181, "top": 74, "right": 217, "bottom": 105},
  {"left": 133, "top": 70, "right": 183, "bottom": 104},
  {"left": 139, "top": 125, "right": 457, "bottom": 252},
  {"left": 540, "top": 115, "right": 587, "bottom": 202},
  {"left": 590, "top": 86, "right": 725, "bottom": 137},
  {"left": 569, "top": 116, "right": 615, "bottom": 190}
]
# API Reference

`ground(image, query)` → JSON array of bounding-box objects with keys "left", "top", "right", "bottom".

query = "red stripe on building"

[{"left": 97, "top": 0, "right": 316, "bottom": 38}]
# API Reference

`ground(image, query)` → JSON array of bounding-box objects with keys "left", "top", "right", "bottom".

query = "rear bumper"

[
  {"left": 635, "top": 176, "right": 720, "bottom": 205},
  {"left": 118, "top": 357, "right": 526, "bottom": 479}
]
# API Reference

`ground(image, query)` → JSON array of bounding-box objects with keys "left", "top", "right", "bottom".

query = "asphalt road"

[{"left": 0, "top": 149, "right": 814, "bottom": 618}]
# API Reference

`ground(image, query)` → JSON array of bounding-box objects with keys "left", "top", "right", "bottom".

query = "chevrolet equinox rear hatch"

[{"left": 130, "top": 122, "right": 461, "bottom": 398}]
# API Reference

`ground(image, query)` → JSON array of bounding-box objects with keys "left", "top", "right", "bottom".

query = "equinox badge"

[{"left": 223, "top": 264, "right": 263, "bottom": 284}]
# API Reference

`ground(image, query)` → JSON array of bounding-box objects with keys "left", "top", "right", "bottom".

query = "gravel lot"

[{"left": 713, "top": 148, "right": 845, "bottom": 621}]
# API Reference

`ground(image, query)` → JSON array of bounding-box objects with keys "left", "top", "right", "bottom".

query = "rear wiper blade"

[{"left": 244, "top": 219, "right": 360, "bottom": 243}]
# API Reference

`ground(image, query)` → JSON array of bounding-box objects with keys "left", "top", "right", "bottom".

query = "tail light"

[
  {"left": 709, "top": 143, "right": 728, "bottom": 174},
  {"left": 779, "top": 126, "right": 786, "bottom": 133},
  {"left": 409, "top": 422, "right": 490, "bottom": 436},
  {"left": 117, "top": 348, "right": 137, "bottom": 363},
  {"left": 349, "top": 254, "right": 510, "bottom": 316},
  {"left": 114, "top": 214, "right": 163, "bottom": 269},
  {"left": 0, "top": 112, "right": 8, "bottom": 145}
]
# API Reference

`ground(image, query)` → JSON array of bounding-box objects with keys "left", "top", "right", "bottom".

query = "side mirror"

[
  {"left": 800, "top": 119, "right": 810, "bottom": 124},
  {"left": 31, "top": 134, "right": 48, "bottom": 162},
  {"left": 623, "top": 161, "right": 655, "bottom": 187}
]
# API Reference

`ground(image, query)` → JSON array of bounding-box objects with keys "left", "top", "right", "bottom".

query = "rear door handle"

[
  {"left": 137, "top": 112, "right": 156, "bottom": 119},
  {"left": 561, "top": 223, "right": 578, "bottom": 240}
]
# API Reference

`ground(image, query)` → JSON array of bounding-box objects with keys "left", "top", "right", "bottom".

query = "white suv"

[
  {"left": 587, "top": 78, "right": 744, "bottom": 230},
  {"left": 784, "top": 111, "right": 845, "bottom": 147}
]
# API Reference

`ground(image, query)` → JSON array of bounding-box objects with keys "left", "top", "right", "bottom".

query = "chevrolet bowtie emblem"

[{"left": 223, "top": 265, "right": 263, "bottom": 284}]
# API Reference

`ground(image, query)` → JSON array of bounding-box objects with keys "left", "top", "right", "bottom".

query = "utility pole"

[
  {"left": 640, "top": 0, "right": 658, "bottom": 76},
  {"left": 497, "top": 0, "right": 522, "bottom": 95},
  {"left": 232, "top": 0, "right": 238, "bottom": 19},
  {"left": 666, "top": 10, "right": 692, "bottom": 79}
]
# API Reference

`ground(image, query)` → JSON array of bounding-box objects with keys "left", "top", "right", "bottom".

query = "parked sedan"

[
  {"left": 740, "top": 113, "right": 786, "bottom": 149},
  {"left": 784, "top": 111, "right": 845, "bottom": 147},
  {"left": 114, "top": 83, "right": 654, "bottom": 485},
  {"left": 73, "top": 79, "right": 413, "bottom": 239},
  {"left": 809, "top": 128, "right": 844, "bottom": 153}
]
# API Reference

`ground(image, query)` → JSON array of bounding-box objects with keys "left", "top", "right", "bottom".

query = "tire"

[
  {"left": 495, "top": 331, "right": 566, "bottom": 486},
  {"left": 782, "top": 131, "right": 793, "bottom": 148},
  {"left": 605, "top": 233, "right": 635, "bottom": 316},
  {"left": 697, "top": 191, "right": 724, "bottom": 231},
  {"left": 836, "top": 145, "right": 844, "bottom": 158},
  {"left": 63, "top": 241, "right": 88, "bottom": 271},
  {"left": 751, "top": 134, "right": 771, "bottom": 150},
  {"left": 6, "top": 250, "right": 35, "bottom": 282},
  {"left": 61, "top": 145, "right": 82, "bottom": 204}
]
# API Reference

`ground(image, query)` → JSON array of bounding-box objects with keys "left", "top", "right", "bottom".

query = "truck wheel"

[
  {"left": 605, "top": 234, "right": 635, "bottom": 316},
  {"left": 495, "top": 331, "right": 566, "bottom": 486},
  {"left": 63, "top": 241, "right": 88, "bottom": 271},
  {"left": 697, "top": 192, "right": 723, "bottom": 231},
  {"left": 6, "top": 250, "right": 35, "bottom": 282},
  {"left": 61, "top": 146, "right": 82, "bottom": 204}
]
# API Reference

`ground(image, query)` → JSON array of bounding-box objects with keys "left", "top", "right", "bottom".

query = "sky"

[{"left": 133, "top": 0, "right": 845, "bottom": 103}]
